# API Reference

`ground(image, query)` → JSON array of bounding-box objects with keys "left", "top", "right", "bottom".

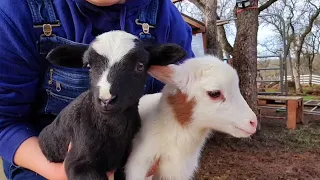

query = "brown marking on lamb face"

[{"left": 167, "top": 90, "right": 196, "bottom": 126}]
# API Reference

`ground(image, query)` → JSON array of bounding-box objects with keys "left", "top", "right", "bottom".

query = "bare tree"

[
  {"left": 229, "top": 0, "right": 279, "bottom": 113},
  {"left": 302, "top": 25, "right": 320, "bottom": 86},
  {"left": 259, "top": 0, "right": 320, "bottom": 93},
  {"left": 187, "top": 0, "right": 220, "bottom": 56},
  {"left": 176, "top": 1, "right": 203, "bottom": 21},
  {"left": 204, "top": 0, "right": 219, "bottom": 55},
  {"left": 232, "top": 0, "right": 260, "bottom": 113},
  {"left": 186, "top": 0, "right": 278, "bottom": 114},
  {"left": 217, "top": 14, "right": 234, "bottom": 59},
  {"left": 294, "top": 1, "right": 320, "bottom": 93},
  {"left": 260, "top": 0, "right": 297, "bottom": 85}
]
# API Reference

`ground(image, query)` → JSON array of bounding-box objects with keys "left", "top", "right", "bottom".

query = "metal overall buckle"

[
  {"left": 34, "top": 21, "right": 61, "bottom": 54},
  {"left": 34, "top": 21, "right": 61, "bottom": 37},
  {"left": 135, "top": 19, "right": 155, "bottom": 36}
]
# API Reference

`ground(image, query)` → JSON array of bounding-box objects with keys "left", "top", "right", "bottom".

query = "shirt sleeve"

[{"left": 0, "top": 8, "right": 40, "bottom": 164}]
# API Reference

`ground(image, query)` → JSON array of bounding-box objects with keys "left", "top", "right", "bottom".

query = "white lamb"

[{"left": 125, "top": 55, "right": 258, "bottom": 180}]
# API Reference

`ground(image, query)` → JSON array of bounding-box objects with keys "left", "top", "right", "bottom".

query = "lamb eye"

[
  {"left": 207, "top": 90, "right": 221, "bottom": 99},
  {"left": 136, "top": 62, "right": 144, "bottom": 71}
]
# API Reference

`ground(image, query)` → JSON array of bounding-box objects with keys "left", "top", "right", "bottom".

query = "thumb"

[
  {"left": 63, "top": 142, "right": 72, "bottom": 167},
  {"left": 67, "top": 142, "right": 72, "bottom": 152},
  {"left": 146, "top": 159, "right": 160, "bottom": 177},
  {"left": 107, "top": 171, "right": 115, "bottom": 180}
]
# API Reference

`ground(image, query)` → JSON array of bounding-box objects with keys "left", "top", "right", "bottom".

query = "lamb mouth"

[
  {"left": 235, "top": 126, "right": 255, "bottom": 135},
  {"left": 100, "top": 105, "right": 123, "bottom": 114},
  {"left": 100, "top": 106, "right": 116, "bottom": 112}
]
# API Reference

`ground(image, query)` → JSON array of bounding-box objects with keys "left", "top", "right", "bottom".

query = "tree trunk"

[
  {"left": 204, "top": 0, "right": 219, "bottom": 55},
  {"left": 217, "top": 18, "right": 234, "bottom": 56},
  {"left": 292, "top": 61, "right": 302, "bottom": 94},
  {"left": 309, "top": 55, "right": 315, "bottom": 87},
  {"left": 217, "top": 41, "right": 224, "bottom": 59},
  {"left": 288, "top": 50, "right": 295, "bottom": 84},
  {"left": 294, "top": 57, "right": 303, "bottom": 94},
  {"left": 309, "top": 65, "right": 312, "bottom": 86},
  {"left": 232, "top": 4, "right": 259, "bottom": 114}
]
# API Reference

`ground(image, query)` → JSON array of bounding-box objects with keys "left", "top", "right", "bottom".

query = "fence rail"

[{"left": 285, "top": 75, "right": 320, "bottom": 85}]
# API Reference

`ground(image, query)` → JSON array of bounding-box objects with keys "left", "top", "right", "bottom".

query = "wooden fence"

[{"left": 286, "top": 75, "right": 320, "bottom": 85}]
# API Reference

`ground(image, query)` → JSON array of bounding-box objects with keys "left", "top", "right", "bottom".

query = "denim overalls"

[{"left": 3, "top": 0, "right": 159, "bottom": 179}]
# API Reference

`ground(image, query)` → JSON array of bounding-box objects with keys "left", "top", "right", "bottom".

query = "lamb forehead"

[
  {"left": 91, "top": 30, "right": 139, "bottom": 66},
  {"left": 184, "top": 56, "right": 238, "bottom": 87},
  {"left": 185, "top": 56, "right": 235, "bottom": 74}
]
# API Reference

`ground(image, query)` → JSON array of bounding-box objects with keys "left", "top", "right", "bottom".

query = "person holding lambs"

[{"left": 0, "top": 0, "right": 194, "bottom": 180}]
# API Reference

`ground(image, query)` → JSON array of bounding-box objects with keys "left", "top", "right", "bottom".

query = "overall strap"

[
  {"left": 27, "top": 0, "right": 60, "bottom": 26},
  {"left": 135, "top": 0, "right": 159, "bottom": 41},
  {"left": 136, "top": 0, "right": 161, "bottom": 94},
  {"left": 27, "top": 0, "right": 60, "bottom": 36},
  {"left": 26, "top": 0, "right": 61, "bottom": 55}
]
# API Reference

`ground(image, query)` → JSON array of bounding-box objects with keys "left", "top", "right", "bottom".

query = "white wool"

[
  {"left": 97, "top": 70, "right": 111, "bottom": 100},
  {"left": 92, "top": 30, "right": 137, "bottom": 67},
  {"left": 125, "top": 55, "right": 257, "bottom": 180}
]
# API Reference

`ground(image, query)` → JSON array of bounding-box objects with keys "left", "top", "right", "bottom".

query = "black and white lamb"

[{"left": 37, "top": 30, "right": 187, "bottom": 180}]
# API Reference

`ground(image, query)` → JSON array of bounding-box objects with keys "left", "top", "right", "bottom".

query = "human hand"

[
  {"left": 44, "top": 143, "right": 72, "bottom": 180},
  {"left": 13, "top": 137, "right": 69, "bottom": 180},
  {"left": 46, "top": 162, "right": 68, "bottom": 180},
  {"left": 60, "top": 143, "right": 114, "bottom": 179},
  {"left": 146, "top": 158, "right": 160, "bottom": 177}
]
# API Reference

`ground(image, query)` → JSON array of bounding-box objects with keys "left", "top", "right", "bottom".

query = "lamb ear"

[
  {"left": 146, "top": 43, "right": 187, "bottom": 67},
  {"left": 148, "top": 65, "right": 175, "bottom": 85},
  {"left": 82, "top": 48, "right": 90, "bottom": 68},
  {"left": 149, "top": 64, "right": 195, "bottom": 89},
  {"left": 46, "top": 44, "right": 89, "bottom": 68}
]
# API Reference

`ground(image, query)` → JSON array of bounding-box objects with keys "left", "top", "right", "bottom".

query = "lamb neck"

[{"left": 155, "top": 86, "right": 211, "bottom": 155}]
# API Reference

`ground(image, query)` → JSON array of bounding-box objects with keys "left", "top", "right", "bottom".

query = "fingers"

[
  {"left": 107, "top": 171, "right": 114, "bottom": 180},
  {"left": 63, "top": 142, "right": 71, "bottom": 167},
  {"left": 64, "top": 143, "right": 116, "bottom": 180},
  {"left": 106, "top": 171, "right": 114, "bottom": 176},
  {"left": 146, "top": 158, "right": 160, "bottom": 177},
  {"left": 67, "top": 142, "right": 72, "bottom": 152}
]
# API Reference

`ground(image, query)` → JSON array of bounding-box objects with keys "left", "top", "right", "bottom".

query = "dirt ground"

[{"left": 194, "top": 110, "right": 320, "bottom": 180}]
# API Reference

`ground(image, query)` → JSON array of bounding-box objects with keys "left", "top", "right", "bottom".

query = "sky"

[{"left": 190, "top": 22, "right": 278, "bottom": 59}]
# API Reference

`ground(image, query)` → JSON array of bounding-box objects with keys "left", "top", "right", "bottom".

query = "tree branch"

[
  {"left": 187, "top": 0, "right": 205, "bottom": 12},
  {"left": 296, "top": 6, "right": 320, "bottom": 64},
  {"left": 300, "top": 8, "right": 320, "bottom": 44},
  {"left": 260, "top": 16, "right": 283, "bottom": 37},
  {"left": 216, "top": 13, "right": 234, "bottom": 55},
  {"left": 259, "top": 0, "right": 279, "bottom": 12}
]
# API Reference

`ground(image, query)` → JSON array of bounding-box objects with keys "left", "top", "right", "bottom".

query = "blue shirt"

[{"left": 0, "top": 0, "right": 194, "bottom": 163}]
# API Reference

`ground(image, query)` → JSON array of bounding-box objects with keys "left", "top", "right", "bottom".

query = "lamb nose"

[{"left": 249, "top": 118, "right": 257, "bottom": 129}]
